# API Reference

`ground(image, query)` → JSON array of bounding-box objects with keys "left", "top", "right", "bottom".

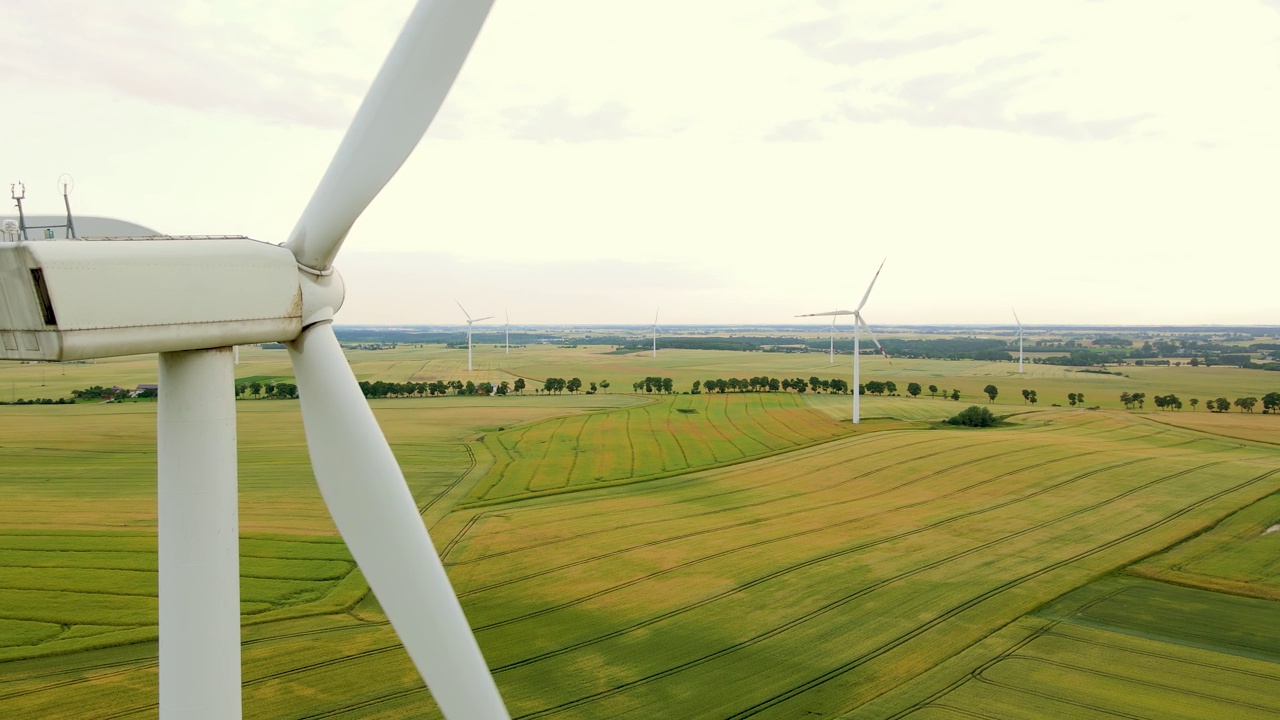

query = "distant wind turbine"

[
  {"left": 652, "top": 308, "right": 662, "bottom": 357},
  {"left": 799, "top": 259, "right": 888, "bottom": 424},
  {"left": 828, "top": 315, "right": 837, "bottom": 364},
  {"left": 1013, "top": 308, "right": 1024, "bottom": 374},
  {"left": 456, "top": 301, "right": 492, "bottom": 372}
]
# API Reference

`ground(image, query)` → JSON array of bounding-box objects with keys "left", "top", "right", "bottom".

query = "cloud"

[
  {"left": 764, "top": 119, "right": 825, "bottom": 142},
  {"left": 0, "top": 0, "right": 396, "bottom": 128},
  {"left": 775, "top": 22, "right": 984, "bottom": 68},
  {"left": 507, "top": 99, "right": 635, "bottom": 143}
]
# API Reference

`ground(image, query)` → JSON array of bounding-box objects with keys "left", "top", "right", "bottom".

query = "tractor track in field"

[
  {"left": 562, "top": 416, "right": 590, "bottom": 488},
  {"left": 294, "top": 686, "right": 428, "bottom": 718},
  {"left": 507, "top": 460, "right": 1276, "bottom": 719},
  {"left": 974, "top": 655, "right": 1280, "bottom": 714},
  {"left": 716, "top": 464, "right": 1280, "bottom": 720},
  {"left": 485, "top": 452, "right": 1158, "bottom": 649},
  {"left": 732, "top": 394, "right": 798, "bottom": 448},
  {"left": 1040, "top": 626, "right": 1280, "bottom": 680},
  {"left": 714, "top": 394, "right": 772, "bottom": 456},
  {"left": 522, "top": 417, "right": 568, "bottom": 494},
  {"left": 880, "top": 619, "right": 1057, "bottom": 720},
  {"left": 0, "top": 620, "right": 390, "bottom": 702},
  {"left": 415, "top": 441, "right": 476, "bottom": 518},
  {"left": 462, "top": 444, "right": 1086, "bottom": 603}
]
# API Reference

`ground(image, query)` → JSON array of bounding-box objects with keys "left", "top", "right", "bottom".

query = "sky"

[{"left": 2, "top": 0, "right": 1279, "bottom": 328}]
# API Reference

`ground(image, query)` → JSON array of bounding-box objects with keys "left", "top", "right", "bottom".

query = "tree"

[
  {"left": 907, "top": 382, "right": 922, "bottom": 398},
  {"left": 1189, "top": 397, "right": 1199, "bottom": 411},
  {"left": 983, "top": 384, "right": 998, "bottom": 403},
  {"left": 950, "top": 389, "right": 961, "bottom": 401},
  {"left": 1261, "top": 392, "right": 1280, "bottom": 414},
  {"left": 249, "top": 381, "right": 262, "bottom": 399},
  {"left": 865, "top": 380, "right": 886, "bottom": 395},
  {"left": 1028, "top": 390, "right": 1038, "bottom": 405},
  {"left": 477, "top": 381, "right": 493, "bottom": 396},
  {"left": 546, "top": 378, "right": 559, "bottom": 394},
  {"left": 1212, "top": 397, "right": 1231, "bottom": 413},
  {"left": 1120, "top": 391, "right": 1132, "bottom": 408},
  {"left": 691, "top": 380, "right": 701, "bottom": 394},
  {"left": 514, "top": 378, "right": 526, "bottom": 394},
  {"left": 498, "top": 381, "right": 510, "bottom": 396},
  {"left": 662, "top": 377, "right": 674, "bottom": 394},
  {"left": 235, "top": 384, "right": 247, "bottom": 399},
  {"left": 928, "top": 384, "right": 938, "bottom": 398},
  {"left": 1234, "top": 397, "right": 1258, "bottom": 413},
  {"left": 1067, "top": 392, "right": 1077, "bottom": 407},
  {"left": 1021, "top": 389, "right": 1030, "bottom": 405},
  {"left": 768, "top": 377, "right": 781, "bottom": 392},
  {"left": 1077, "top": 392, "right": 1084, "bottom": 406},
  {"left": 948, "top": 405, "right": 997, "bottom": 427},
  {"left": 567, "top": 377, "right": 582, "bottom": 393},
  {"left": 600, "top": 380, "right": 610, "bottom": 393},
  {"left": 589, "top": 381, "right": 597, "bottom": 394},
  {"left": 886, "top": 381, "right": 898, "bottom": 395}
]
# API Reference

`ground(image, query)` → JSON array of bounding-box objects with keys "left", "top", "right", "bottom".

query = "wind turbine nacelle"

[{"left": 0, "top": 237, "right": 305, "bottom": 361}]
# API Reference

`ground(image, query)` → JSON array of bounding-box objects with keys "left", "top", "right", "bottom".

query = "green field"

[{"left": 2, "top": 340, "right": 1280, "bottom": 718}]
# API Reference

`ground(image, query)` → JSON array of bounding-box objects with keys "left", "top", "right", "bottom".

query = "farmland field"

[{"left": 2, "top": 340, "right": 1280, "bottom": 718}]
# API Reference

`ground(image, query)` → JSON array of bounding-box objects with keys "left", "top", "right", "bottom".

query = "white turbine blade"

[
  {"left": 456, "top": 300, "right": 472, "bottom": 322},
  {"left": 473, "top": 316, "right": 494, "bottom": 323},
  {"left": 797, "top": 310, "right": 855, "bottom": 317},
  {"left": 1012, "top": 308, "right": 1021, "bottom": 329},
  {"left": 857, "top": 313, "right": 891, "bottom": 362},
  {"left": 855, "top": 258, "right": 886, "bottom": 312},
  {"left": 286, "top": 0, "right": 495, "bottom": 271},
  {"left": 288, "top": 324, "right": 508, "bottom": 719}
]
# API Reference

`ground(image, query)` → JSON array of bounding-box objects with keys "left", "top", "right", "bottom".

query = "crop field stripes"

[
  {"left": 479, "top": 453, "right": 1158, "bottom": 649},
  {"left": 444, "top": 434, "right": 999, "bottom": 566},
  {"left": 718, "top": 464, "right": 1280, "bottom": 720},
  {"left": 457, "top": 445, "right": 1092, "bottom": 603},
  {"left": 503, "top": 461, "right": 1279, "bottom": 718},
  {"left": 449, "top": 416, "right": 1201, "bottom": 557},
  {"left": 444, "top": 422, "right": 1200, "bottom": 567}
]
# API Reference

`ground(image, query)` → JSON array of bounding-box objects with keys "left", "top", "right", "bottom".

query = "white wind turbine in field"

[
  {"left": 828, "top": 315, "right": 838, "bottom": 364},
  {"left": 456, "top": 300, "right": 493, "bottom": 372},
  {"left": 652, "top": 307, "right": 662, "bottom": 357},
  {"left": 0, "top": 1, "right": 508, "bottom": 718},
  {"left": 1013, "top": 308, "right": 1025, "bottom": 374},
  {"left": 799, "top": 259, "right": 888, "bottom": 424}
]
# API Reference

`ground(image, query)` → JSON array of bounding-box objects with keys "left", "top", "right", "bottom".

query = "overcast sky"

[{"left": 3, "top": 0, "right": 1279, "bottom": 327}]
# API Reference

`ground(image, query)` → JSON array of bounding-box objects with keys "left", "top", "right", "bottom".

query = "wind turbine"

[
  {"left": 456, "top": 300, "right": 492, "bottom": 372},
  {"left": 0, "top": 2, "right": 508, "bottom": 718},
  {"left": 828, "top": 315, "right": 837, "bottom": 364},
  {"left": 1013, "top": 308, "right": 1024, "bottom": 374},
  {"left": 799, "top": 259, "right": 888, "bottom": 424},
  {"left": 652, "top": 307, "right": 662, "bottom": 357}
]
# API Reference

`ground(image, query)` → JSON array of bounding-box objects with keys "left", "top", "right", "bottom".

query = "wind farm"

[{"left": 4, "top": 1, "right": 1280, "bottom": 719}]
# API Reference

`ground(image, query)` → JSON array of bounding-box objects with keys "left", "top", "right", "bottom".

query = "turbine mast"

[{"left": 157, "top": 348, "right": 240, "bottom": 719}]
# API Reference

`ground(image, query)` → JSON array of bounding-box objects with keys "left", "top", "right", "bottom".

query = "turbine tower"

[
  {"left": 1013, "top": 308, "right": 1024, "bottom": 374},
  {"left": 799, "top": 259, "right": 888, "bottom": 424},
  {"left": 456, "top": 300, "right": 492, "bottom": 373},
  {"left": 0, "top": 2, "right": 509, "bottom": 718}
]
